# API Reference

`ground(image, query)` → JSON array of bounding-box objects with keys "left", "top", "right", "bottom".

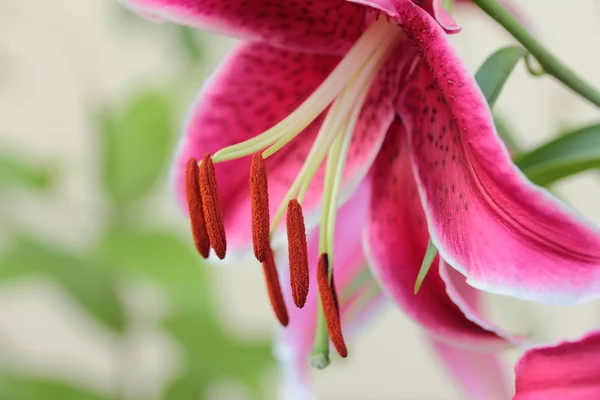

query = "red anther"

[
  {"left": 317, "top": 253, "right": 348, "bottom": 358},
  {"left": 185, "top": 158, "right": 210, "bottom": 258},
  {"left": 250, "top": 153, "right": 270, "bottom": 262},
  {"left": 198, "top": 153, "right": 227, "bottom": 259},
  {"left": 286, "top": 199, "right": 309, "bottom": 308},
  {"left": 262, "top": 247, "right": 289, "bottom": 327}
]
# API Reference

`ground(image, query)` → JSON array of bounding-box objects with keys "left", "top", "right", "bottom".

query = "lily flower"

[
  {"left": 123, "top": 0, "right": 600, "bottom": 366},
  {"left": 515, "top": 330, "right": 600, "bottom": 400}
]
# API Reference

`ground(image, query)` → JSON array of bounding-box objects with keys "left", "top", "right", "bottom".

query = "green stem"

[{"left": 473, "top": 0, "right": 600, "bottom": 108}]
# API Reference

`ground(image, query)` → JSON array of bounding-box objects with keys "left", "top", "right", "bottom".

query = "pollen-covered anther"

[
  {"left": 250, "top": 153, "right": 270, "bottom": 262},
  {"left": 262, "top": 247, "right": 289, "bottom": 327},
  {"left": 199, "top": 153, "right": 227, "bottom": 259},
  {"left": 185, "top": 158, "right": 210, "bottom": 258},
  {"left": 317, "top": 253, "right": 348, "bottom": 358},
  {"left": 286, "top": 199, "right": 310, "bottom": 309}
]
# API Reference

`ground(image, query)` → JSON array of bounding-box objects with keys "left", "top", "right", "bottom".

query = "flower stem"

[{"left": 472, "top": 0, "right": 600, "bottom": 108}]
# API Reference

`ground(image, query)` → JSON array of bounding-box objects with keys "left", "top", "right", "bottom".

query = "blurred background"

[{"left": 1, "top": 0, "right": 600, "bottom": 399}]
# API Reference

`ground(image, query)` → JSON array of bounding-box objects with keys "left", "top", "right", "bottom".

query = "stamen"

[
  {"left": 286, "top": 199, "right": 309, "bottom": 309},
  {"left": 250, "top": 153, "right": 270, "bottom": 262},
  {"left": 261, "top": 247, "right": 289, "bottom": 327},
  {"left": 211, "top": 18, "right": 400, "bottom": 164},
  {"left": 185, "top": 158, "right": 210, "bottom": 258},
  {"left": 199, "top": 153, "right": 227, "bottom": 259},
  {"left": 317, "top": 253, "right": 347, "bottom": 358},
  {"left": 269, "top": 31, "right": 402, "bottom": 234}
]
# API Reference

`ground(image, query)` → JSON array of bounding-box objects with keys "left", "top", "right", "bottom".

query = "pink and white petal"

[
  {"left": 418, "top": 0, "right": 462, "bottom": 32},
  {"left": 275, "top": 184, "right": 383, "bottom": 398},
  {"left": 363, "top": 120, "right": 506, "bottom": 349},
  {"left": 440, "top": 260, "right": 525, "bottom": 344},
  {"left": 514, "top": 330, "right": 600, "bottom": 400},
  {"left": 174, "top": 42, "right": 338, "bottom": 258},
  {"left": 395, "top": 1, "right": 600, "bottom": 305},
  {"left": 121, "top": 0, "right": 367, "bottom": 55},
  {"left": 430, "top": 338, "right": 511, "bottom": 400},
  {"left": 348, "top": 0, "right": 461, "bottom": 32}
]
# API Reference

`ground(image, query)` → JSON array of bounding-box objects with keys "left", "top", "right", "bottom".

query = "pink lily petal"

[
  {"left": 348, "top": 0, "right": 461, "bottom": 33},
  {"left": 430, "top": 338, "right": 510, "bottom": 400},
  {"left": 515, "top": 330, "right": 600, "bottom": 400},
  {"left": 439, "top": 260, "right": 524, "bottom": 344},
  {"left": 176, "top": 42, "right": 399, "bottom": 259},
  {"left": 419, "top": 0, "right": 462, "bottom": 33},
  {"left": 120, "top": 0, "right": 367, "bottom": 55},
  {"left": 276, "top": 184, "right": 384, "bottom": 399},
  {"left": 363, "top": 119, "right": 506, "bottom": 349},
  {"left": 395, "top": 1, "right": 600, "bottom": 305}
]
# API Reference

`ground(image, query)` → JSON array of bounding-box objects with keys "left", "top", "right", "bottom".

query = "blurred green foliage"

[
  {"left": 0, "top": 152, "right": 56, "bottom": 192},
  {"left": 0, "top": 13, "right": 274, "bottom": 399},
  {"left": 100, "top": 91, "right": 175, "bottom": 206},
  {"left": 0, "top": 375, "right": 113, "bottom": 400},
  {"left": 516, "top": 123, "right": 600, "bottom": 186}
]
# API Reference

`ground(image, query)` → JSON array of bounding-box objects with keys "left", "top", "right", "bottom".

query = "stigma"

[{"left": 184, "top": 17, "right": 403, "bottom": 363}]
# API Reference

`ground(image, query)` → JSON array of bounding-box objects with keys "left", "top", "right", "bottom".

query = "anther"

[
  {"left": 286, "top": 199, "right": 309, "bottom": 309},
  {"left": 262, "top": 247, "right": 289, "bottom": 327},
  {"left": 185, "top": 158, "right": 210, "bottom": 258},
  {"left": 250, "top": 153, "right": 270, "bottom": 262},
  {"left": 317, "top": 253, "right": 348, "bottom": 358},
  {"left": 199, "top": 153, "right": 227, "bottom": 259}
]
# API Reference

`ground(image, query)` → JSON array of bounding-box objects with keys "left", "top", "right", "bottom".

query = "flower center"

[{"left": 185, "top": 17, "right": 404, "bottom": 368}]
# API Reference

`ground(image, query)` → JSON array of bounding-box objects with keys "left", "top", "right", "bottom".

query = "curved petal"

[
  {"left": 348, "top": 0, "right": 460, "bottom": 33},
  {"left": 275, "top": 184, "right": 384, "bottom": 399},
  {"left": 363, "top": 119, "right": 506, "bottom": 349},
  {"left": 176, "top": 41, "right": 399, "bottom": 260},
  {"left": 515, "top": 330, "right": 600, "bottom": 400},
  {"left": 395, "top": 1, "right": 600, "bottom": 305},
  {"left": 418, "top": 0, "right": 461, "bottom": 32},
  {"left": 440, "top": 261, "right": 524, "bottom": 344},
  {"left": 120, "top": 0, "right": 367, "bottom": 55},
  {"left": 430, "top": 338, "right": 510, "bottom": 400}
]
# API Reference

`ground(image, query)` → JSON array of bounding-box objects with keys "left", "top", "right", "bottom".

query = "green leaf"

[
  {"left": 175, "top": 27, "right": 204, "bottom": 63},
  {"left": 414, "top": 239, "right": 438, "bottom": 294},
  {"left": 475, "top": 46, "right": 527, "bottom": 108},
  {"left": 442, "top": 0, "right": 454, "bottom": 12},
  {"left": 0, "top": 374, "right": 113, "bottom": 400},
  {"left": 93, "top": 228, "right": 210, "bottom": 314},
  {"left": 0, "top": 239, "right": 126, "bottom": 332},
  {"left": 515, "top": 123, "right": 600, "bottom": 186},
  {"left": 100, "top": 90, "right": 174, "bottom": 205},
  {"left": 0, "top": 151, "right": 55, "bottom": 191}
]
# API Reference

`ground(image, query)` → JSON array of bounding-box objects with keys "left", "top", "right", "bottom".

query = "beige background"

[{"left": 1, "top": 0, "right": 600, "bottom": 399}]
